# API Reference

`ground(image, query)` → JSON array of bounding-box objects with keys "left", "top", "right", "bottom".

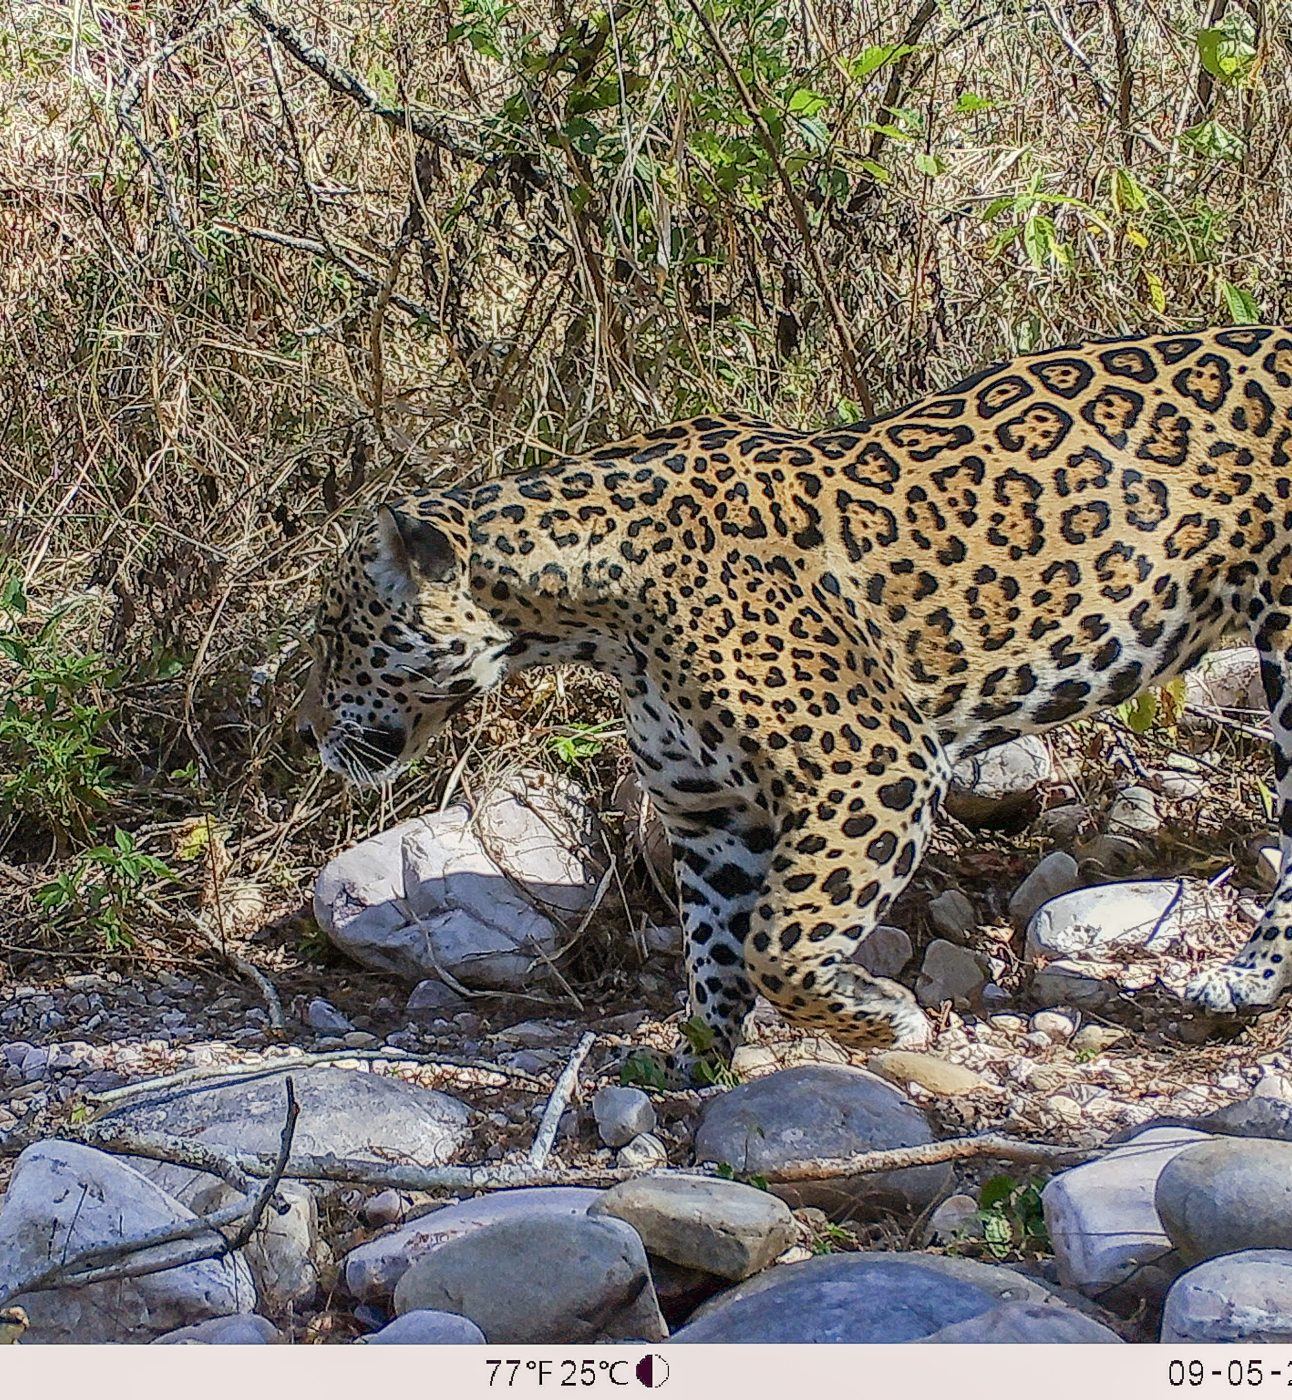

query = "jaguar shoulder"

[{"left": 300, "top": 325, "right": 1292, "bottom": 1063}]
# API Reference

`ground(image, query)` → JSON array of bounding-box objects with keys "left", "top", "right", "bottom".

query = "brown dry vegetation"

[{"left": 1, "top": 0, "right": 1289, "bottom": 973}]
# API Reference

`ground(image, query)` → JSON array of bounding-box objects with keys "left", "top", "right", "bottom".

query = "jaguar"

[{"left": 298, "top": 325, "right": 1292, "bottom": 1066}]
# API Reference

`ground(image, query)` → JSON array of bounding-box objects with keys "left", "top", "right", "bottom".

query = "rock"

[
  {"left": 927, "top": 1194, "right": 984, "bottom": 1244},
  {"left": 946, "top": 735, "right": 1052, "bottom": 827},
  {"left": 194, "top": 1178, "right": 324, "bottom": 1312},
  {"left": 1109, "top": 785, "right": 1161, "bottom": 837},
  {"left": 405, "top": 980, "right": 470, "bottom": 1022},
  {"left": 1033, "top": 804, "right": 1093, "bottom": 843},
  {"left": 1042, "top": 1126, "right": 1209, "bottom": 1299},
  {"left": 1026, "top": 878, "right": 1227, "bottom": 962},
  {"left": 1009, "top": 853, "right": 1080, "bottom": 926},
  {"left": 693, "top": 1066, "right": 952, "bottom": 1218},
  {"left": 1070, "top": 1025, "right": 1128, "bottom": 1054},
  {"left": 100, "top": 1066, "right": 471, "bottom": 1209},
  {"left": 671, "top": 1252, "right": 1053, "bottom": 1343},
  {"left": 590, "top": 1176, "right": 796, "bottom": 1281},
  {"left": 916, "top": 939, "right": 990, "bottom": 1010},
  {"left": 1074, "top": 834, "right": 1143, "bottom": 876},
  {"left": 1030, "top": 960, "right": 1118, "bottom": 1011},
  {"left": 393, "top": 1213, "right": 666, "bottom": 1344},
  {"left": 1029, "top": 1010, "right": 1079, "bottom": 1043},
  {"left": 1201, "top": 1097, "right": 1292, "bottom": 1142},
  {"left": 592, "top": 1086, "right": 657, "bottom": 1149},
  {"left": 1184, "top": 647, "right": 1264, "bottom": 715},
  {"left": 1162, "top": 1250, "right": 1292, "bottom": 1343},
  {"left": 928, "top": 890, "right": 976, "bottom": 939},
  {"left": 152, "top": 1315, "right": 282, "bottom": 1344},
  {"left": 917, "top": 1300, "right": 1123, "bottom": 1343},
  {"left": 0, "top": 1141, "right": 255, "bottom": 1344},
  {"left": 617, "top": 1133, "right": 669, "bottom": 1170},
  {"left": 314, "top": 769, "right": 604, "bottom": 990},
  {"left": 1156, "top": 1137, "right": 1292, "bottom": 1265},
  {"left": 850, "top": 925, "right": 913, "bottom": 979},
  {"left": 643, "top": 924, "right": 683, "bottom": 957},
  {"left": 305, "top": 998, "right": 353, "bottom": 1034},
  {"left": 344, "top": 1186, "right": 603, "bottom": 1303},
  {"left": 361, "top": 1310, "right": 487, "bottom": 1344},
  {"left": 867, "top": 1051, "right": 991, "bottom": 1096}
]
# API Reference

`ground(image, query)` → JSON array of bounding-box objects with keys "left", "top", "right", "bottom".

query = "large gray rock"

[
  {"left": 1042, "top": 1126, "right": 1208, "bottom": 1299},
  {"left": 393, "top": 1213, "right": 666, "bottom": 1344},
  {"left": 314, "top": 769, "right": 604, "bottom": 989},
  {"left": 0, "top": 1140, "right": 255, "bottom": 1344},
  {"left": 344, "top": 1187, "right": 603, "bottom": 1303},
  {"left": 152, "top": 1315, "right": 282, "bottom": 1344},
  {"left": 590, "top": 1175, "right": 795, "bottom": 1281},
  {"left": 946, "top": 735, "right": 1052, "bottom": 827},
  {"left": 693, "top": 1066, "right": 952, "bottom": 1218},
  {"left": 917, "top": 1300, "right": 1122, "bottom": 1343},
  {"left": 671, "top": 1252, "right": 1051, "bottom": 1343},
  {"left": 192, "top": 1178, "right": 326, "bottom": 1312},
  {"left": 100, "top": 1066, "right": 471, "bottom": 1209},
  {"left": 1156, "top": 1137, "right": 1292, "bottom": 1265},
  {"left": 360, "top": 1309, "right": 487, "bottom": 1344},
  {"left": 1162, "top": 1250, "right": 1292, "bottom": 1343}
]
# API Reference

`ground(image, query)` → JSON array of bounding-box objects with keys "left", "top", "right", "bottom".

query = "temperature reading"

[{"left": 486, "top": 1356, "right": 664, "bottom": 1388}]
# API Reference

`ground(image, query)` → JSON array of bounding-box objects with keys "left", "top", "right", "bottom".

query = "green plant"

[
  {"left": 678, "top": 1013, "right": 741, "bottom": 1088},
  {"left": 971, "top": 1175, "right": 1051, "bottom": 1262},
  {"left": 808, "top": 1220, "right": 859, "bottom": 1255},
  {"left": 619, "top": 1049, "right": 670, "bottom": 1091},
  {"left": 1115, "top": 676, "right": 1187, "bottom": 736},
  {"left": 36, "top": 827, "right": 177, "bottom": 951},
  {"left": 0, "top": 574, "right": 120, "bottom": 842},
  {"left": 548, "top": 720, "right": 616, "bottom": 766}
]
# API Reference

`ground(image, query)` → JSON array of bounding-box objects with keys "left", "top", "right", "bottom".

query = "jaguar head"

[{"left": 297, "top": 502, "right": 511, "bottom": 785}]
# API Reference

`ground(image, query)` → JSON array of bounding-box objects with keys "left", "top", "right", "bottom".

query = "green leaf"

[
  {"left": 1022, "top": 213, "right": 1067, "bottom": 269},
  {"left": 953, "top": 91, "right": 993, "bottom": 113},
  {"left": 1219, "top": 278, "right": 1261, "bottom": 324},
  {"left": 847, "top": 43, "right": 915, "bottom": 84},
  {"left": 1197, "top": 12, "right": 1257, "bottom": 86},
  {"left": 912, "top": 151, "right": 944, "bottom": 178},
  {"left": 978, "top": 1174, "right": 1017, "bottom": 1211},
  {"left": 1118, "top": 689, "right": 1158, "bottom": 734},
  {"left": 1111, "top": 167, "right": 1147, "bottom": 213},
  {"left": 787, "top": 87, "right": 828, "bottom": 118},
  {"left": 1180, "top": 119, "right": 1245, "bottom": 163}
]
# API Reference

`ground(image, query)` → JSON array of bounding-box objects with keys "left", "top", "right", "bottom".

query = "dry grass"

[{"left": 1, "top": 0, "right": 1290, "bottom": 959}]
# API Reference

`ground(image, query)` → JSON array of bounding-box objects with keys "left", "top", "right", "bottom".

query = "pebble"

[
  {"left": 927, "top": 1194, "right": 983, "bottom": 1244},
  {"left": 616, "top": 1133, "right": 669, "bottom": 1170},
  {"left": 1009, "top": 853, "right": 1080, "bottom": 926},
  {"left": 867, "top": 1051, "right": 991, "bottom": 1097},
  {"left": 850, "top": 924, "right": 913, "bottom": 980},
  {"left": 306, "top": 998, "right": 354, "bottom": 1034},
  {"left": 360, "top": 1310, "right": 487, "bottom": 1344},
  {"left": 928, "top": 890, "right": 976, "bottom": 939},
  {"left": 152, "top": 1315, "right": 282, "bottom": 1345},
  {"left": 1108, "top": 785, "right": 1161, "bottom": 837},
  {"left": 1070, "top": 1025, "right": 1128, "bottom": 1054},
  {"left": 1029, "top": 1010, "right": 1079, "bottom": 1043},
  {"left": 591, "top": 1085, "right": 657, "bottom": 1148},
  {"left": 916, "top": 939, "right": 990, "bottom": 1011},
  {"left": 945, "top": 735, "right": 1052, "bottom": 827}
]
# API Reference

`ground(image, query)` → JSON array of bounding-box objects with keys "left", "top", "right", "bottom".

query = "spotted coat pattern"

[{"left": 299, "top": 326, "right": 1292, "bottom": 1060}]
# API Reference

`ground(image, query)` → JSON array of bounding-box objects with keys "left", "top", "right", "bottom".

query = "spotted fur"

[{"left": 299, "top": 326, "right": 1292, "bottom": 1060}]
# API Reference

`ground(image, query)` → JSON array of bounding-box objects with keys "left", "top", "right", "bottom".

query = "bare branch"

[{"left": 528, "top": 1031, "right": 596, "bottom": 1168}]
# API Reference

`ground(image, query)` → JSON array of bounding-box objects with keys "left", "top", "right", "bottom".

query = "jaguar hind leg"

[{"left": 1187, "top": 601, "right": 1292, "bottom": 1014}]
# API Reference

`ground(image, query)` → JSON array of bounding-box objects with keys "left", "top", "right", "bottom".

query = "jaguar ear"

[{"left": 371, "top": 504, "right": 457, "bottom": 594}]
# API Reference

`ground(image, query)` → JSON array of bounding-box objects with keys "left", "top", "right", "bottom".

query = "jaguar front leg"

[{"left": 1187, "top": 598, "right": 1292, "bottom": 1015}]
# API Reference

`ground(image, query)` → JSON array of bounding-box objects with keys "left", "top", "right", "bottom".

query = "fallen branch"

[
  {"left": 528, "top": 1031, "right": 596, "bottom": 1168},
  {"left": 80, "top": 1046, "right": 546, "bottom": 1118},
  {"left": 1184, "top": 702, "right": 1272, "bottom": 744},
  {"left": 62, "top": 1119, "right": 1108, "bottom": 1198},
  {"left": 0, "top": 1082, "right": 298, "bottom": 1310}
]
